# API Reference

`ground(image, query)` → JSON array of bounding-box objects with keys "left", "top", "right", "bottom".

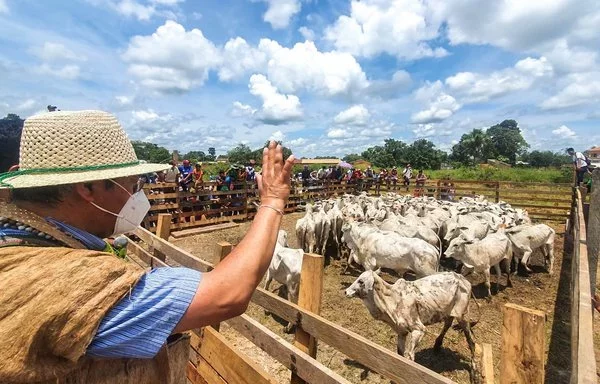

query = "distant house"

[
  {"left": 216, "top": 156, "right": 230, "bottom": 163},
  {"left": 586, "top": 146, "right": 600, "bottom": 165}
]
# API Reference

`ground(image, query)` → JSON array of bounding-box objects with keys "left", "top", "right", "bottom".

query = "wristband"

[{"left": 259, "top": 204, "right": 284, "bottom": 216}]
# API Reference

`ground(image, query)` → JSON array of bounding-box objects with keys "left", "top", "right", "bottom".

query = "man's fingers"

[
  {"left": 268, "top": 141, "right": 276, "bottom": 180},
  {"left": 274, "top": 144, "right": 283, "bottom": 175},
  {"left": 256, "top": 174, "right": 263, "bottom": 195},
  {"left": 282, "top": 155, "right": 295, "bottom": 184}
]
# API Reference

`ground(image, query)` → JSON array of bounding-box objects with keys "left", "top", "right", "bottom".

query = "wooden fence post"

[
  {"left": 153, "top": 213, "right": 172, "bottom": 263},
  {"left": 495, "top": 182, "right": 500, "bottom": 203},
  {"left": 211, "top": 241, "right": 233, "bottom": 332},
  {"left": 500, "top": 303, "right": 545, "bottom": 384},
  {"left": 291, "top": 253, "right": 324, "bottom": 384},
  {"left": 588, "top": 168, "right": 599, "bottom": 292}
]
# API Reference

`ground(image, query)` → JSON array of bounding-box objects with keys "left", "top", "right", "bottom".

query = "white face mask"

[{"left": 90, "top": 179, "right": 151, "bottom": 236}]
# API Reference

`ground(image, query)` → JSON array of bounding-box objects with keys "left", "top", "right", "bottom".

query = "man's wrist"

[{"left": 260, "top": 198, "right": 286, "bottom": 211}]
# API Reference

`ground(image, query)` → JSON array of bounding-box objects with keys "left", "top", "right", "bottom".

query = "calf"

[
  {"left": 342, "top": 222, "right": 439, "bottom": 278},
  {"left": 345, "top": 270, "right": 476, "bottom": 361},
  {"left": 265, "top": 230, "right": 303, "bottom": 332},
  {"left": 296, "top": 204, "right": 317, "bottom": 253},
  {"left": 505, "top": 224, "right": 555, "bottom": 274},
  {"left": 444, "top": 230, "right": 512, "bottom": 298}
]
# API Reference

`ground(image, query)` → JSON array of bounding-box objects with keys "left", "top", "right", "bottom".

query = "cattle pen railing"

[
  {"left": 126, "top": 218, "right": 460, "bottom": 384},
  {"left": 565, "top": 172, "right": 599, "bottom": 383},
  {"left": 143, "top": 179, "right": 572, "bottom": 234}
]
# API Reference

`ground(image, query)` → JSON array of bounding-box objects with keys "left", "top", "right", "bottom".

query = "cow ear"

[{"left": 373, "top": 268, "right": 382, "bottom": 275}]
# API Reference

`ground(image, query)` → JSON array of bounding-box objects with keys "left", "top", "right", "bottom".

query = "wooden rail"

[
  {"left": 567, "top": 186, "right": 597, "bottom": 384},
  {"left": 142, "top": 179, "right": 572, "bottom": 233}
]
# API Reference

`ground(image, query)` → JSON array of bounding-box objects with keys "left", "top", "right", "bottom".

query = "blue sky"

[{"left": 1, "top": 0, "right": 599, "bottom": 158}]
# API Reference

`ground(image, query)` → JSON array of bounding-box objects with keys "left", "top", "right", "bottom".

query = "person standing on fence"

[
  {"left": 245, "top": 159, "right": 256, "bottom": 182},
  {"left": 567, "top": 147, "right": 590, "bottom": 186},
  {"left": 0, "top": 110, "right": 294, "bottom": 384},
  {"left": 178, "top": 159, "right": 193, "bottom": 191},
  {"left": 402, "top": 163, "right": 412, "bottom": 191}
]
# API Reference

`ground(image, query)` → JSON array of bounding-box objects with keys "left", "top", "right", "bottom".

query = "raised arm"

[{"left": 173, "top": 142, "right": 294, "bottom": 332}]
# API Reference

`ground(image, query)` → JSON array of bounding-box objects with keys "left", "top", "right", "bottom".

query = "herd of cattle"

[{"left": 266, "top": 192, "right": 556, "bottom": 366}]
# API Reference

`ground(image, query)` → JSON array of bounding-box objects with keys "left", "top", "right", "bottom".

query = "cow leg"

[
  {"left": 264, "top": 272, "right": 272, "bottom": 291},
  {"left": 396, "top": 332, "right": 408, "bottom": 355},
  {"left": 405, "top": 329, "right": 425, "bottom": 361},
  {"left": 546, "top": 241, "right": 555, "bottom": 275},
  {"left": 493, "top": 263, "right": 501, "bottom": 294},
  {"left": 458, "top": 319, "right": 477, "bottom": 358},
  {"left": 502, "top": 259, "right": 512, "bottom": 288},
  {"left": 484, "top": 268, "right": 492, "bottom": 299},
  {"left": 434, "top": 317, "right": 454, "bottom": 353},
  {"left": 520, "top": 249, "right": 534, "bottom": 273},
  {"left": 343, "top": 250, "right": 354, "bottom": 274}
]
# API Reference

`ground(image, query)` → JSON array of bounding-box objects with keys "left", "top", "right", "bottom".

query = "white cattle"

[
  {"left": 313, "top": 206, "right": 331, "bottom": 256},
  {"left": 265, "top": 230, "right": 303, "bottom": 332},
  {"left": 327, "top": 200, "right": 344, "bottom": 259},
  {"left": 296, "top": 204, "right": 317, "bottom": 253},
  {"left": 444, "top": 229, "right": 513, "bottom": 298},
  {"left": 345, "top": 270, "right": 476, "bottom": 361},
  {"left": 342, "top": 222, "right": 439, "bottom": 278},
  {"left": 505, "top": 224, "right": 555, "bottom": 274},
  {"left": 378, "top": 218, "right": 441, "bottom": 250}
]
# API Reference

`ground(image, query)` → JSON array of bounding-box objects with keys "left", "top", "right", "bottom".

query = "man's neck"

[{"left": 14, "top": 200, "right": 97, "bottom": 236}]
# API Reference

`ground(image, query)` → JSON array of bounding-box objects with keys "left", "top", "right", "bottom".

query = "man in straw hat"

[{"left": 0, "top": 110, "right": 294, "bottom": 383}]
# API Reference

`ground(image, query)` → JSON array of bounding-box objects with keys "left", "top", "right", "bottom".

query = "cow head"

[
  {"left": 277, "top": 230, "right": 289, "bottom": 247},
  {"left": 345, "top": 270, "right": 377, "bottom": 299},
  {"left": 444, "top": 234, "right": 473, "bottom": 259}
]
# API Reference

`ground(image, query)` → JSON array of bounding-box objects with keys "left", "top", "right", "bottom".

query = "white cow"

[
  {"left": 296, "top": 204, "right": 317, "bottom": 253},
  {"left": 342, "top": 222, "right": 439, "bottom": 278},
  {"left": 265, "top": 230, "right": 303, "bottom": 332},
  {"left": 313, "top": 206, "right": 331, "bottom": 256},
  {"left": 444, "top": 229, "right": 513, "bottom": 298},
  {"left": 378, "top": 219, "right": 441, "bottom": 250},
  {"left": 345, "top": 270, "right": 477, "bottom": 361},
  {"left": 327, "top": 200, "right": 344, "bottom": 259},
  {"left": 505, "top": 224, "right": 555, "bottom": 274}
]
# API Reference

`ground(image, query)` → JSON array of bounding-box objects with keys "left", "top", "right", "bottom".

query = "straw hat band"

[{"left": 19, "top": 111, "right": 138, "bottom": 170}]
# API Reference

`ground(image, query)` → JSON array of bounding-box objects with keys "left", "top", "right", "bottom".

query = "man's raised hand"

[{"left": 256, "top": 141, "right": 295, "bottom": 210}]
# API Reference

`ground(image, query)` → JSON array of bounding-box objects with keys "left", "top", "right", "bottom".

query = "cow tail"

[{"left": 469, "top": 290, "right": 482, "bottom": 328}]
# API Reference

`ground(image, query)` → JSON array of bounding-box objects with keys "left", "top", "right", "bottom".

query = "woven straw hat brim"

[{"left": 0, "top": 163, "right": 168, "bottom": 189}]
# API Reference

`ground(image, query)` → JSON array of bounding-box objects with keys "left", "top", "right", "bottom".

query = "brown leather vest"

[{"left": 0, "top": 205, "right": 190, "bottom": 384}]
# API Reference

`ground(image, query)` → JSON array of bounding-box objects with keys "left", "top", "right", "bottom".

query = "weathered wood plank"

[
  {"left": 500, "top": 303, "right": 545, "bottom": 384},
  {"left": 126, "top": 239, "right": 168, "bottom": 268},
  {"left": 226, "top": 314, "right": 352, "bottom": 384}
]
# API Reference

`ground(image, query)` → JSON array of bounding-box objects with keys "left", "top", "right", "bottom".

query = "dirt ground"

[{"left": 173, "top": 213, "right": 594, "bottom": 384}]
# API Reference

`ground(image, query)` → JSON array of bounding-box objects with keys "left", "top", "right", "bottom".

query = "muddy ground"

[{"left": 173, "top": 213, "right": 596, "bottom": 384}]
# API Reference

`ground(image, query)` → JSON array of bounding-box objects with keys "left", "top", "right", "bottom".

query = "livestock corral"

[
  {"left": 172, "top": 195, "right": 568, "bottom": 383},
  {"left": 129, "top": 175, "right": 599, "bottom": 384}
]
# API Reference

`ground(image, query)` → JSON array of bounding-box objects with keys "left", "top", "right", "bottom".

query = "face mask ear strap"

[
  {"left": 109, "top": 179, "right": 133, "bottom": 196},
  {"left": 90, "top": 201, "right": 123, "bottom": 218}
]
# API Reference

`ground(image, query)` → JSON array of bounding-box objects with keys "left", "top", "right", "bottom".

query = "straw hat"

[{"left": 0, "top": 110, "right": 168, "bottom": 189}]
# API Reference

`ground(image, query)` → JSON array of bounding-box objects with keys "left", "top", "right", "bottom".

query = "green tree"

[
  {"left": 450, "top": 129, "right": 495, "bottom": 166},
  {"left": 522, "top": 151, "right": 570, "bottom": 167},
  {"left": 131, "top": 141, "right": 171, "bottom": 163},
  {"left": 486, "top": 119, "right": 529, "bottom": 164},
  {"left": 406, "top": 139, "right": 447, "bottom": 170},
  {"left": 343, "top": 153, "right": 362, "bottom": 163},
  {"left": 0, "top": 113, "right": 24, "bottom": 172},
  {"left": 182, "top": 151, "right": 208, "bottom": 163},
  {"left": 207, "top": 147, "right": 216, "bottom": 161},
  {"left": 383, "top": 138, "right": 409, "bottom": 165},
  {"left": 361, "top": 146, "right": 395, "bottom": 168},
  {"left": 227, "top": 143, "right": 256, "bottom": 165}
]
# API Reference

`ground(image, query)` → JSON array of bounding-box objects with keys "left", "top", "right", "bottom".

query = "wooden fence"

[
  {"left": 566, "top": 183, "right": 598, "bottom": 384},
  {"left": 126, "top": 219, "right": 458, "bottom": 384},
  {"left": 143, "top": 179, "right": 572, "bottom": 233}
]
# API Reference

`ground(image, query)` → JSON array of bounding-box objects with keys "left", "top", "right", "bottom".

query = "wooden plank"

[
  {"left": 500, "top": 303, "right": 545, "bottom": 384},
  {"left": 194, "top": 328, "right": 278, "bottom": 384},
  {"left": 186, "top": 361, "right": 210, "bottom": 384},
  {"left": 211, "top": 242, "right": 232, "bottom": 332},
  {"left": 505, "top": 203, "right": 570, "bottom": 210},
  {"left": 134, "top": 227, "right": 213, "bottom": 272},
  {"left": 251, "top": 288, "right": 453, "bottom": 384},
  {"left": 171, "top": 222, "right": 239, "bottom": 238},
  {"left": 226, "top": 314, "right": 352, "bottom": 384},
  {"left": 292, "top": 253, "right": 325, "bottom": 384},
  {"left": 147, "top": 192, "right": 179, "bottom": 200},
  {"left": 126, "top": 239, "right": 168, "bottom": 268},
  {"left": 154, "top": 213, "right": 172, "bottom": 261},
  {"left": 588, "top": 169, "right": 599, "bottom": 294},
  {"left": 481, "top": 343, "right": 495, "bottom": 384}
]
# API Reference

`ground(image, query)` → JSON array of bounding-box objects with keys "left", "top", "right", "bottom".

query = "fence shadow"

[{"left": 545, "top": 234, "right": 573, "bottom": 384}]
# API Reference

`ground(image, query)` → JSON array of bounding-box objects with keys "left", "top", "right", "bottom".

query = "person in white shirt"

[
  {"left": 402, "top": 164, "right": 412, "bottom": 189},
  {"left": 567, "top": 148, "right": 589, "bottom": 185}
]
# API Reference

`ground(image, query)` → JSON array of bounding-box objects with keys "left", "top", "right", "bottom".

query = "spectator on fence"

[
  {"left": 334, "top": 166, "right": 343, "bottom": 181},
  {"left": 567, "top": 147, "right": 590, "bottom": 186},
  {"left": 390, "top": 167, "right": 399, "bottom": 189},
  {"left": 364, "top": 166, "right": 374, "bottom": 191},
  {"left": 317, "top": 166, "right": 327, "bottom": 180},
  {"left": 301, "top": 165, "right": 311, "bottom": 188},
  {"left": 216, "top": 170, "right": 227, "bottom": 191},
  {"left": 402, "top": 163, "right": 412, "bottom": 191},
  {"left": 416, "top": 169, "right": 427, "bottom": 187},
  {"left": 192, "top": 163, "right": 204, "bottom": 189},
  {"left": 164, "top": 160, "right": 180, "bottom": 184},
  {"left": 178, "top": 159, "right": 193, "bottom": 191}
]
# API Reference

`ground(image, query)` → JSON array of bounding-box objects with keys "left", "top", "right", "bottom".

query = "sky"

[{"left": 0, "top": 0, "right": 599, "bottom": 158}]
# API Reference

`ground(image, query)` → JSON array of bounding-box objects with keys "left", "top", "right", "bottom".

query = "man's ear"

[{"left": 73, "top": 182, "right": 96, "bottom": 203}]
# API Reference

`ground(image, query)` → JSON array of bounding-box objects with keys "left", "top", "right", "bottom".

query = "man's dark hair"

[
  {"left": 566, "top": 147, "right": 574, "bottom": 153},
  {"left": 11, "top": 180, "right": 114, "bottom": 206}
]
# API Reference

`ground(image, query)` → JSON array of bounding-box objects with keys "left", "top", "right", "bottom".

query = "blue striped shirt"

[{"left": 86, "top": 267, "right": 201, "bottom": 358}]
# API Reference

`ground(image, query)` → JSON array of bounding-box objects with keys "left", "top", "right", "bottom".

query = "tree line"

[{"left": 0, "top": 114, "right": 571, "bottom": 172}]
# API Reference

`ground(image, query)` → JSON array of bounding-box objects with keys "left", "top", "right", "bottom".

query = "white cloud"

[
  {"left": 218, "top": 37, "right": 267, "bottom": 82},
  {"left": 131, "top": 108, "right": 172, "bottom": 124},
  {"left": 115, "top": 95, "right": 134, "bottom": 106},
  {"left": 231, "top": 101, "right": 257, "bottom": 117},
  {"left": 552, "top": 125, "right": 577, "bottom": 138},
  {"left": 37, "top": 64, "right": 81, "bottom": 80},
  {"left": 150, "top": 0, "right": 182, "bottom": 4},
  {"left": 122, "top": 21, "right": 221, "bottom": 93},
  {"left": 298, "top": 26, "right": 315, "bottom": 41},
  {"left": 324, "top": 0, "right": 447, "bottom": 60},
  {"left": 541, "top": 71, "right": 600, "bottom": 110},
  {"left": 327, "top": 128, "right": 349, "bottom": 138},
  {"left": 412, "top": 124, "right": 436, "bottom": 138},
  {"left": 31, "top": 42, "right": 84, "bottom": 62},
  {"left": 270, "top": 130, "right": 286, "bottom": 142},
  {"left": 411, "top": 81, "right": 461, "bottom": 124},
  {"left": 0, "top": 0, "right": 8, "bottom": 13},
  {"left": 113, "top": 0, "right": 156, "bottom": 20},
  {"left": 289, "top": 137, "right": 307, "bottom": 146},
  {"left": 333, "top": 105, "right": 370, "bottom": 126},
  {"left": 15, "top": 99, "right": 37, "bottom": 112},
  {"left": 445, "top": 57, "right": 553, "bottom": 103},
  {"left": 249, "top": 74, "right": 303, "bottom": 125},
  {"left": 259, "top": 0, "right": 301, "bottom": 29}
]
